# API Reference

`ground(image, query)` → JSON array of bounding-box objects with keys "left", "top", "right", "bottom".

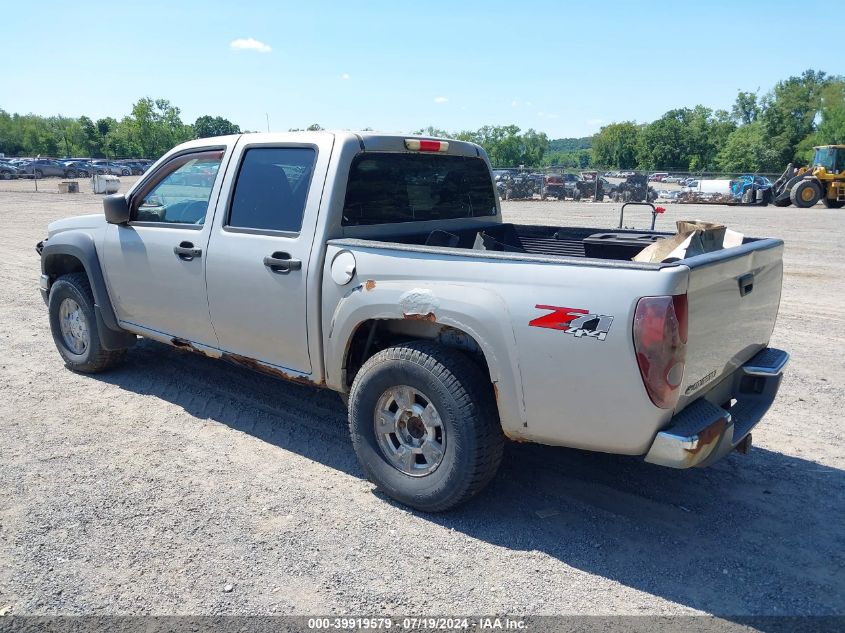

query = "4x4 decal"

[{"left": 529, "top": 305, "right": 614, "bottom": 341}]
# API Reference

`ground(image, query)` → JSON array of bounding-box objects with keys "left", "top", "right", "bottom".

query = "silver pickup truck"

[{"left": 37, "top": 132, "right": 788, "bottom": 511}]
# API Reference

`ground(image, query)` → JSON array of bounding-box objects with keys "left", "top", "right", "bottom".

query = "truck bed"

[{"left": 350, "top": 223, "right": 767, "bottom": 263}]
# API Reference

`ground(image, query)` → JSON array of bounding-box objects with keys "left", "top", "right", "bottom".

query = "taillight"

[{"left": 633, "top": 295, "right": 688, "bottom": 409}]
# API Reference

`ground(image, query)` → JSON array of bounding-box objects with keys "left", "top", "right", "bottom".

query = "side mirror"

[{"left": 104, "top": 194, "right": 131, "bottom": 224}]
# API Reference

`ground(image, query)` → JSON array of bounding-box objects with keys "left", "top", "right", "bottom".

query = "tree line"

[
  {"left": 591, "top": 69, "right": 844, "bottom": 173},
  {"left": 2, "top": 69, "right": 842, "bottom": 172},
  {"left": 417, "top": 69, "right": 843, "bottom": 173},
  {"left": 0, "top": 98, "right": 240, "bottom": 159}
]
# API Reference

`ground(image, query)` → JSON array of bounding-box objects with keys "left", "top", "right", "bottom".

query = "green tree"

[
  {"left": 194, "top": 115, "right": 240, "bottom": 139},
  {"left": 760, "top": 69, "right": 831, "bottom": 166},
  {"left": 715, "top": 121, "right": 778, "bottom": 172},
  {"left": 591, "top": 122, "right": 640, "bottom": 168},
  {"left": 129, "top": 97, "right": 193, "bottom": 158},
  {"left": 732, "top": 91, "right": 760, "bottom": 125}
]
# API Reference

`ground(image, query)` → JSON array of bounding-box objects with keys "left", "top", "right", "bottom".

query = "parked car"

[
  {"left": 0, "top": 161, "right": 20, "bottom": 180},
  {"left": 121, "top": 161, "right": 147, "bottom": 175},
  {"left": 662, "top": 175, "right": 685, "bottom": 184},
  {"left": 61, "top": 161, "right": 94, "bottom": 178},
  {"left": 542, "top": 172, "right": 581, "bottom": 199},
  {"left": 648, "top": 173, "right": 668, "bottom": 182},
  {"left": 18, "top": 159, "right": 78, "bottom": 179},
  {"left": 37, "top": 132, "right": 788, "bottom": 512},
  {"left": 92, "top": 161, "right": 131, "bottom": 176}
]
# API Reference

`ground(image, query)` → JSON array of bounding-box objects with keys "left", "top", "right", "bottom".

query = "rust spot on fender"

[
  {"left": 223, "top": 353, "right": 325, "bottom": 387},
  {"left": 402, "top": 312, "right": 437, "bottom": 322},
  {"left": 364, "top": 279, "right": 376, "bottom": 291}
]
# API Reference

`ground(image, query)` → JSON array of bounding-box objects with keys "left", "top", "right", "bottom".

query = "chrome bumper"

[{"left": 645, "top": 348, "right": 788, "bottom": 469}]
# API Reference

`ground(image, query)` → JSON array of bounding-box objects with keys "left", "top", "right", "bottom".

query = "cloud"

[
  {"left": 341, "top": 73, "right": 350, "bottom": 80},
  {"left": 230, "top": 38, "right": 272, "bottom": 53},
  {"left": 434, "top": 96, "right": 448, "bottom": 103}
]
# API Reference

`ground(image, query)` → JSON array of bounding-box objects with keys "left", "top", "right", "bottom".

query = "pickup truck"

[{"left": 37, "top": 132, "right": 788, "bottom": 512}]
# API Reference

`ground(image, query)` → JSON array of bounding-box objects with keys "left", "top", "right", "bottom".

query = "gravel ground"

[{"left": 0, "top": 178, "right": 843, "bottom": 618}]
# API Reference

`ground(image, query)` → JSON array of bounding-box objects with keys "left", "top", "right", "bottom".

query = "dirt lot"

[{"left": 0, "top": 178, "right": 843, "bottom": 618}]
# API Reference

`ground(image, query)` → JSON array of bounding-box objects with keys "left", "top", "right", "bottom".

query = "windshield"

[
  {"left": 342, "top": 153, "right": 497, "bottom": 226},
  {"left": 814, "top": 147, "right": 836, "bottom": 171}
]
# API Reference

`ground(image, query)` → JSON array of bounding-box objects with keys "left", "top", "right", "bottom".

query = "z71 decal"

[{"left": 529, "top": 305, "right": 614, "bottom": 341}]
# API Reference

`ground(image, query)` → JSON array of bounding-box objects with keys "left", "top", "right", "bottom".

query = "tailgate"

[{"left": 676, "top": 239, "right": 784, "bottom": 410}]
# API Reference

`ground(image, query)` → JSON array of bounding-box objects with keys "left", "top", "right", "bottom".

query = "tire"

[
  {"left": 348, "top": 341, "right": 504, "bottom": 512},
  {"left": 65, "top": 170, "right": 77, "bottom": 179},
  {"left": 822, "top": 197, "right": 844, "bottom": 209},
  {"left": 34, "top": 169, "right": 43, "bottom": 179},
  {"left": 1, "top": 170, "right": 10, "bottom": 180},
  {"left": 790, "top": 180, "right": 821, "bottom": 208},
  {"left": 48, "top": 273, "right": 126, "bottom": 373},
  {"left": 121, "top": 168, "right": 130, "bottom": 176},
  {"left": 773, "top": 197, "right": 791, "bottom": 207}
]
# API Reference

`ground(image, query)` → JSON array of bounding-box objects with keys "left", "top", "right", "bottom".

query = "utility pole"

[{"left": 265, "top": 113, "right": 270, "bottom": 133}]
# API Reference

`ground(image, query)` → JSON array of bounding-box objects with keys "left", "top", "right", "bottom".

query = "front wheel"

[
  {"left": 48, "top": 273, "right": 126, "bottom": 373},
  {"left": 822, "top": 197, "right": 844, "bottom": 209},
  {"left": 790, "top": 180, "right": 821, "bottom": 208},
  {"left": 348, "top": 341, "right": 504, "bottom": 512}
]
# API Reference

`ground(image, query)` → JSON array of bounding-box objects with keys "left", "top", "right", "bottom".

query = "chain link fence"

[
  {"left": 491, "top": 166, "right": 784, "bottom": 205},
  {"left": 0, "top": 155, "right": 152, "bottom": 193}
]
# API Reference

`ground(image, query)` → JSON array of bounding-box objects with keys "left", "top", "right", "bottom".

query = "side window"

[
  {"left": 227, "top": 147, "right": 316, "bottom": 233},
  {"left": 134, "top": 151, "right": 223, "bottom": 225}
]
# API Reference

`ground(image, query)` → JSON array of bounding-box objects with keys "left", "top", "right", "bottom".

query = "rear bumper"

[{"left": 644, "top": 347, "right": 788, "bottom": 468}]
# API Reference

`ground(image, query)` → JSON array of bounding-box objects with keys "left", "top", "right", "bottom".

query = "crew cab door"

[
  {"left": 102, "top": 148, "right": 228, "bottom": 347},
  {"left": 204, "top": 137, "right": 332, "bottom": 375}
]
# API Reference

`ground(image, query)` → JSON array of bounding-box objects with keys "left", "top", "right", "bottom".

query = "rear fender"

[{"left": 325, "top": 281, "right": 527, "bottom": 436}]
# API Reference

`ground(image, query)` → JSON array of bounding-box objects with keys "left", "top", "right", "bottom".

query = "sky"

[{"left": 2, "top": 0, "right": 836, "bottom": 139}]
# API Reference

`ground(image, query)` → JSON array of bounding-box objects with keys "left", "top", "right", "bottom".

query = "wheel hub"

[
  {"left": 374, "top": 385, "right": 445, "bottom": 477},
  {"left": 58, "top": 298, "right": 89, "bottom": 355}
]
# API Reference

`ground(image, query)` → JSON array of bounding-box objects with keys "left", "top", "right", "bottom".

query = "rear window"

[
  {"left": 228, "top": 147, "right": 316, "bottom": 233},
  {"left": 342, "top": 153, "right": 497, "bottom": 226}
]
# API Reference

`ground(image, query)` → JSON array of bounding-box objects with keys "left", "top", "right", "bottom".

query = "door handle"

[
  {"left": 264, "top": 252, "right": 302, "bottom": 274},
  {"left": 174, "top": 241, "right": 202, "bottom": 260}
]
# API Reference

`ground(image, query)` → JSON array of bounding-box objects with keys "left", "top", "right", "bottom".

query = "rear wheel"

[
  {"left": 773, "top": 197, "right": 791, "bottom": 207},
  {"left": 790, "top": 180, "right": 822, "bottom": 208},
  {"left": 822, "top": 197, "right": 844, "bottom": 209},
  {"left": 348, "top": 341, "right": 504, "bottom": 512},
  {"left": 48, "top": 273, "right": 126, "bottom": 373},
  {"left": 34, "top": 169, "right": 43, "bottom": 179}
]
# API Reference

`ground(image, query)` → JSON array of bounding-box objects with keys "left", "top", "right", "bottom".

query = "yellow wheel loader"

[{"left": 772, "top": 145, "right": 845, "bottom": 209}]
